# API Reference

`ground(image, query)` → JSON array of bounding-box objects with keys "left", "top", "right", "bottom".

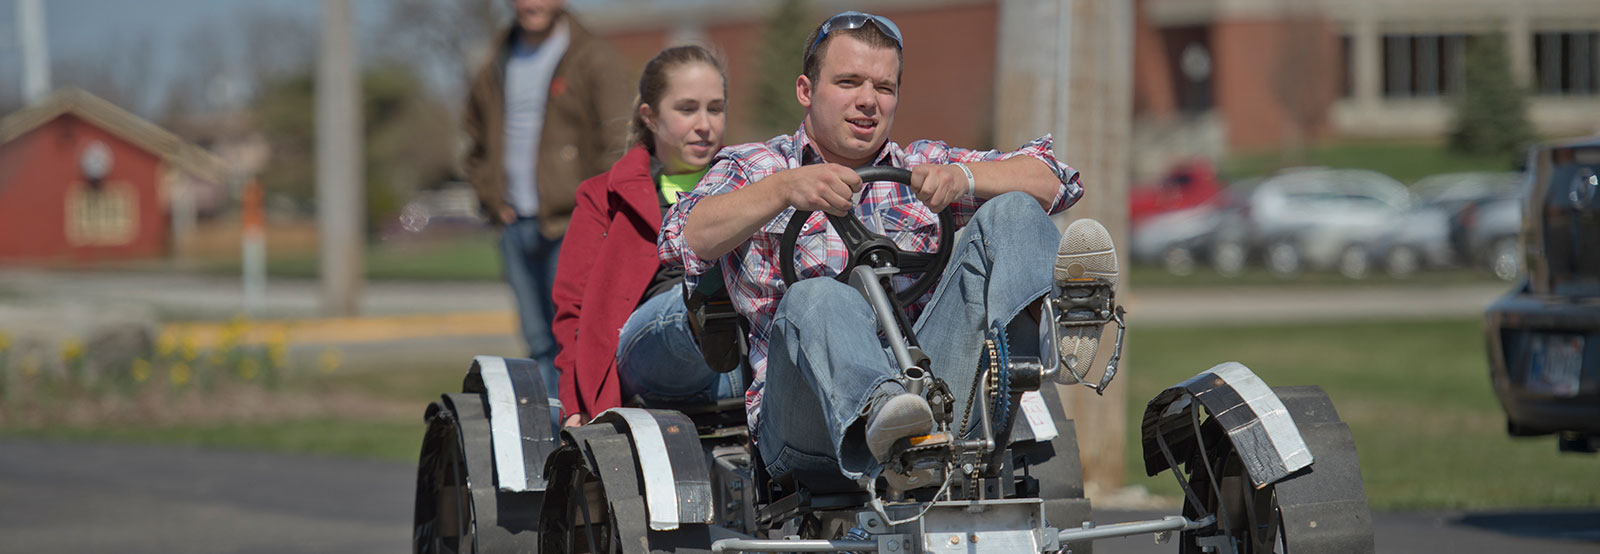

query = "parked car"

[
  {"left": 1412, "top": 171, "right": 1521, "bottom": 214},
  {"left": 1459, "top": 194, "right": 1525, "bottom": 280},
  {"left": 1364, "top": 205, "right": 1452, "bottom": 278},
  {"left": 1128, "top": 158, "right": 1226, "bottom": 227},
  {"left": 1244, "top": 168, "right": 1412, "bottom": 278},
  {"left": 1484, "top": 136, "right": 1600, "bottom": 453},
  {"left": 1367, "top": 172, "right": 1521, "bottom": 278},
  {"left": 1130, "top": 204, "right": 1230, "bottom": 276},
  {"left": 388, "top": 182, "right": 489, "bottom": 238},
  {"left": 1130, "top": 178, "right": 1252, "bottom": 276}
]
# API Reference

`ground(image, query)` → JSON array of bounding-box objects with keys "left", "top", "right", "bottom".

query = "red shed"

[{"left": 0, "top": 88, "right": 225, "bottom": 264}]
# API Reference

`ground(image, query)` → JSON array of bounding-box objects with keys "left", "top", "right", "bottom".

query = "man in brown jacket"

[{"left": 463, "top": 0, "right": 631, "bottom": 405}]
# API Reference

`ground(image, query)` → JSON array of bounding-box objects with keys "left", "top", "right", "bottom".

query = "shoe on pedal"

[
  {"left": 1052, "top": 218, "right": 1119, "bottom": 377},
  {"left": 865, "top": 384, "right": 935, "bottom": 462}
]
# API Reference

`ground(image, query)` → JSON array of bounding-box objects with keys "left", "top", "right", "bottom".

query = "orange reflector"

[{"left": 908, "top": 432, "right": 950, "bottom": 447}]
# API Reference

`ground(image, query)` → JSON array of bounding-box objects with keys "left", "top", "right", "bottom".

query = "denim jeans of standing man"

[
  {"left": 501, "top": 217, "right": 563, "bottom": 408},
  {"left": 756, "top": 192, "right": 1060, "bottom": 488},
  {"left": 616, "top": 286, "right": 744, "bottom": 405}
]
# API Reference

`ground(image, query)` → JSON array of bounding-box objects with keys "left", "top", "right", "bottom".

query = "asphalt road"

[{"left": 2, "top": 440, "right": 1594, "bottom": 554}]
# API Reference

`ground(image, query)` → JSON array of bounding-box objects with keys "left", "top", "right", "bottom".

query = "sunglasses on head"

[{"left": 803, "top": 11, "right": 904, "bottom": 62}]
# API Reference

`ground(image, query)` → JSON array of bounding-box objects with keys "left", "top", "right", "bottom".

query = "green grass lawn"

[
  {"left": 195, "top": 231, "right": 505, "bottom": 281},
  {"left": 1, "top": 418, "right": 425, "bottom": 461},
  {"left": 1127, "top": 263, "right": 1505, "bottom": 289},
  {"left": 0, "top": 357, "right": 466, "bottom": 462},
  {"left": 1122, "top": 317, "right": 1598, "bottom": 510},
  {"left": 1221, "top": 139, "right": 1517, "bottom": 185}
]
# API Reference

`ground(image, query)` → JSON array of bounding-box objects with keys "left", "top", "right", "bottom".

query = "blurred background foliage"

[
  {"left": 1448, "top": 33, "right": 1534, "bottom": 166},
  {"left": 750, "top": 0, "right": 814, "bottom": 138}
]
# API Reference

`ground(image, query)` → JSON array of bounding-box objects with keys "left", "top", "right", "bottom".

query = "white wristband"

[{"left": 953, "top": 162, "right": 975, "bottom": 197}]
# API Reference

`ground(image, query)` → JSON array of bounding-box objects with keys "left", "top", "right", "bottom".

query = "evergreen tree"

[
  {"left": 1449, "top": 34, "right": 1534, "bottom": 163},
  {"left": 750, "top": 0, "right": 815, "bottom": 138}
]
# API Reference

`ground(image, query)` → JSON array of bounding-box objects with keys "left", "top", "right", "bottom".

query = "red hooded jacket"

[{"left": 551, "top": 146, "right": 663, "bottom": 419}]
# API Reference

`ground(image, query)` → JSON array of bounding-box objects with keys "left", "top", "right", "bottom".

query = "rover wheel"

[
  {"left": 1178, "top": 386, "right": 1374, "bottom": 554},
  {"left": 539, "top": 419, "right": 715, "bottom": 554},
  {"left": 414, "top": 400, "right": 477, "bottom": 554}
]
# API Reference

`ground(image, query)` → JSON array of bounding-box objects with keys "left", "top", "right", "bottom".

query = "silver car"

[
  {"left": 1245, "top": 168, "right": 1412, "bottom": 278},
  {"left": 1369, "top": 172, "right": 1520, "bottom": 278}
]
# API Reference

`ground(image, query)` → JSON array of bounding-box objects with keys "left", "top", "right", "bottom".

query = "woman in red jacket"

[{"left": 551, "top": 46, "right": 731, "bottom": 426}]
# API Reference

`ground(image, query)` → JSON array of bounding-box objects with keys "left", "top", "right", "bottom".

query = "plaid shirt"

[{"left": 658, "top": 125, "right": 1083, "bottom": 427}]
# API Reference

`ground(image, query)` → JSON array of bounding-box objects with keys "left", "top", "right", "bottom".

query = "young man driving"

[{"left": 657, "top": 11, "right": 1112, "bottom": 487}]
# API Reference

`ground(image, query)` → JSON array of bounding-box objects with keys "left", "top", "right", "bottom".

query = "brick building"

[
  {"left": 592, "top": 0, "right": 1000, "bottom": 148},
  {"left": 0, "top": 89, "right": 226, "bottom": 264},
  {"left": 1136, "top": 0, "right": 1600, "bottom": 152},
  {"left": 584, "top": 0, "right": 1600, "bottom": 162}
]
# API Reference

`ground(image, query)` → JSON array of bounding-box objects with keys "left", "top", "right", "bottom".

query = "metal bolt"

[
  {"left": 969, "top": 532, "right": 979, "bottom": 543},
  {"left": 949, "top": 535, "right": 961, "bottom": 545},
  {"left": 887, "top": 539, "right": 899, "bottom": 552}
]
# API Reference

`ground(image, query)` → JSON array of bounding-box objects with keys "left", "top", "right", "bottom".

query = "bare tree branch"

[{"left": 378, "top": 0, "right": 504, "bottom": 102}]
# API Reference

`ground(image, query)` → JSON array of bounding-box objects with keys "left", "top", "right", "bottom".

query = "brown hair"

[
  {"left": 628, "top": 45, "right": 727, "bottom": 152},
  {"left": 801, "top": 22, "right": 902, "bottom": 82}
]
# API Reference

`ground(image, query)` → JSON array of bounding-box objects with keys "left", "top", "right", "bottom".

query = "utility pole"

[
  {"left": 317, "top": 0, "right": 364, "bottom": 317},
  {"left": 18, "top": 0, "right": 50, "bottom": 104},
  {"left": 995, "top": 0, "right": 1134, "bottom": 497}
]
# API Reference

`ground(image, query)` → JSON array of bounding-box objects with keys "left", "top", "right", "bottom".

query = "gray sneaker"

[
  {"left": 865, "top": 385, "right": 935, "bottom": 462},
  {"left": 1053, "top": 218, "right": 1119, "bottom": 377}
]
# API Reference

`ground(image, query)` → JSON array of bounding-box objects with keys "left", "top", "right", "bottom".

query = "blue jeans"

[
  {"left": 617, "top": 287, "right": 743, "bottom": 405},
  {"left": 757, "top": 192, "right": 1059, "bottom": 485},
  {"left": 500, "top": 217, "right": 562, "bottom": 402}
]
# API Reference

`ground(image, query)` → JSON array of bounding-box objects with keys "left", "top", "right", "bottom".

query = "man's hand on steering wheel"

[
  {"left": 909, "top": 164, "right": 969, "bottom": 212},
  {"left": 780, "top": 163, "right": 862, "bottom": 216},
  {"left": 779, "top": 166, "right": 955, "bottom": 305}
]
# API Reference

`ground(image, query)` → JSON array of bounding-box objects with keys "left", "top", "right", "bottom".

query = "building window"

[
  {"left": 1161, "top": 26, "right": 1214, "bottom": 113},
  {"left": 65, "top": 181, "right": 139, "bottom": 246},
  {"left": 1534, "top": 31, "right": 1600, "bottom": 96},
  {"left": 1382, "top": 33, "right": 1469, "bottom": 98},
  {"left": 1340, "top": 35, "right": 1353, "bottom": 98}
]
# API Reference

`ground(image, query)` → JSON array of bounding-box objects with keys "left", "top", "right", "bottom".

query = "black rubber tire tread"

[
  {"left": 1177, "top": 385, "right": 1374, "bottom": 554},
  {"left": 414, "top": 399, "right": 476, "bottom": 554},
  {"left": 538, "top": 421, "right": 714, "bottom": 554},
  {"left": 413, "top": 393, "right": 544, "bottom": 554}
]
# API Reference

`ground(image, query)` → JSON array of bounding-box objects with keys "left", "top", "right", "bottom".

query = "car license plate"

[{"left": 1528, "top": 335, "right": 1584, "bottom": 397}]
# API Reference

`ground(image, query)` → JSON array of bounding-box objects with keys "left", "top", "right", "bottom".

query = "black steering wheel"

[{"left": 778, "top": 166, "right": 955, "bottom": 304}]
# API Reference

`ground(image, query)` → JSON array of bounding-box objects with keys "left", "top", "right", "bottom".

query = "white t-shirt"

[{"left": 502, "top": 20, "right": 570, "bottom": 218}]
